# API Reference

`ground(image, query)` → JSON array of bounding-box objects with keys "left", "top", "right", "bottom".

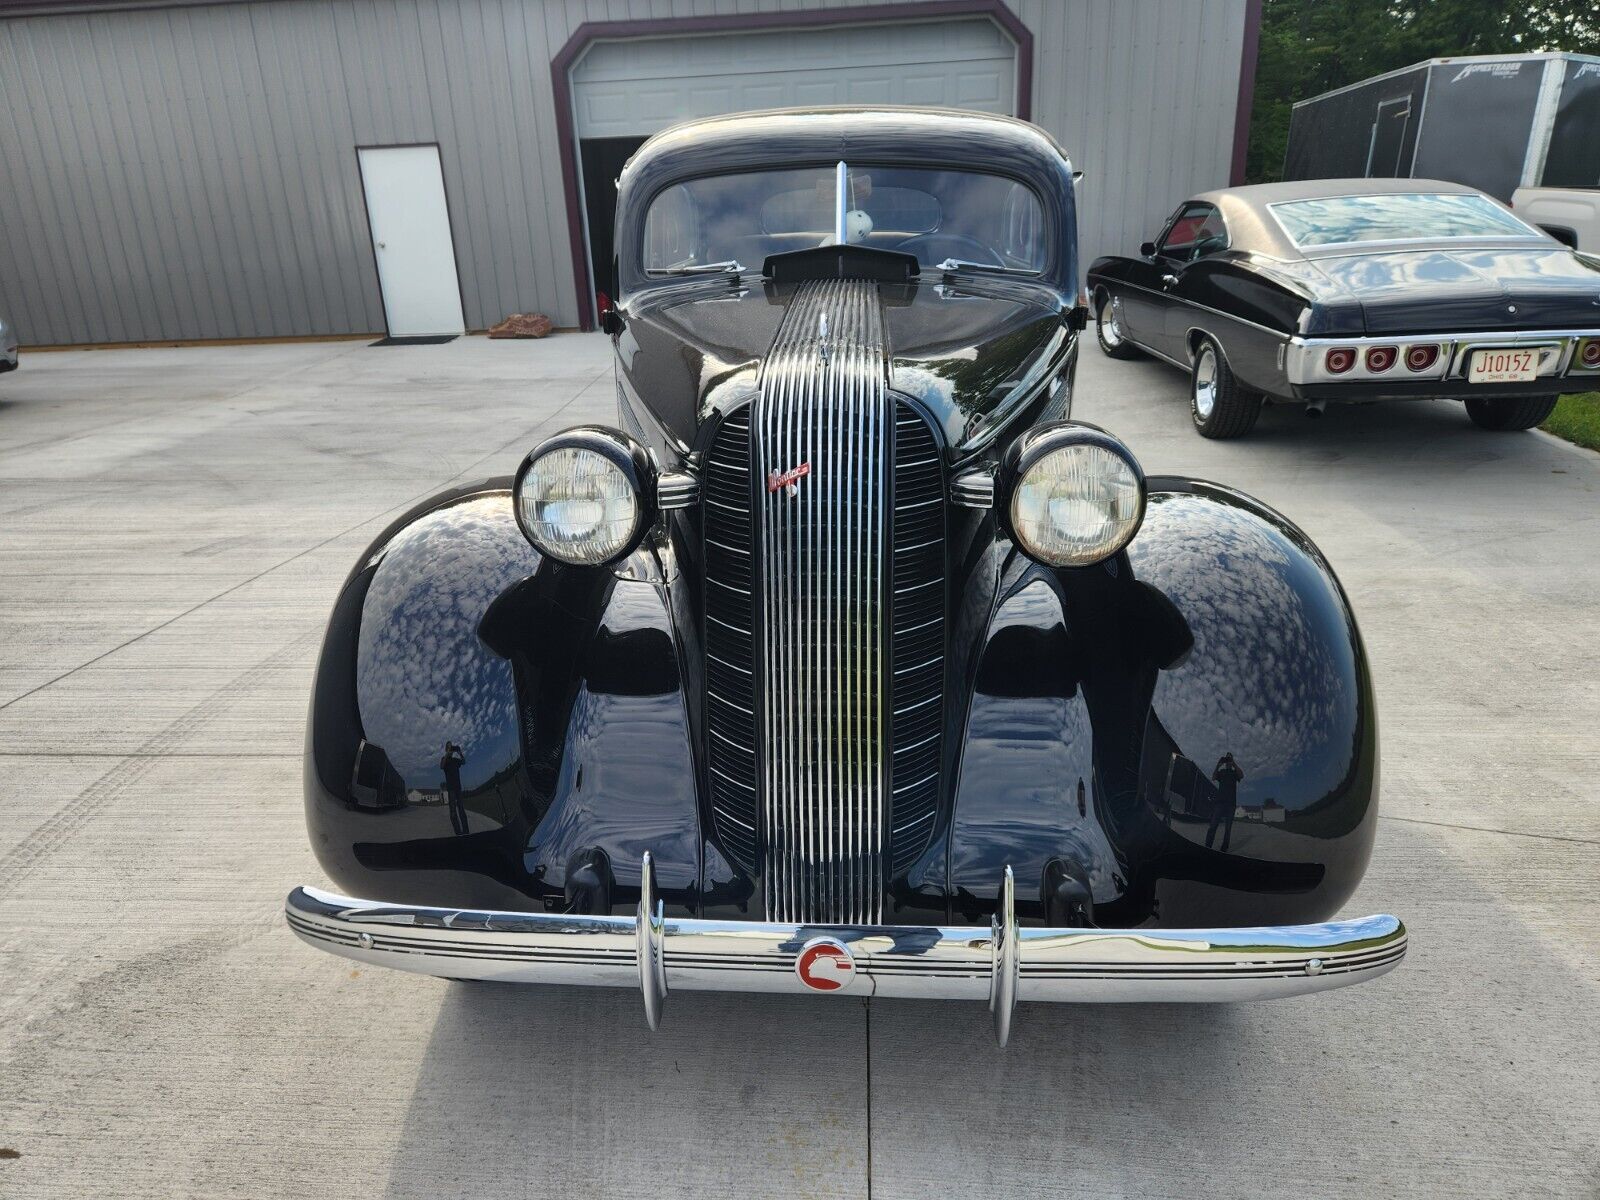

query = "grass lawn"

[{"left": 1542, "top": 393, "right": 1600, "bottom": 452}]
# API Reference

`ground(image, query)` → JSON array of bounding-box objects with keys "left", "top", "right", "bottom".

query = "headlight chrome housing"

[
  {"left": 999, "top": 422, "right": 1146, "bottom": 568},
  {"left": 513, "top": 427, "right": 657, "bottom": 566}
]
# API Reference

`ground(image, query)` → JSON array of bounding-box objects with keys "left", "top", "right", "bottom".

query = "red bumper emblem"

[
  {"left": 767, "top": 462, "right": 811, "bottom": 494},
  {"left": 795, "top": 937, "right": 856, "bottom": 991}
]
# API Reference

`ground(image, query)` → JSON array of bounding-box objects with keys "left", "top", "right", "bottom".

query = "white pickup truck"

[{"left": 1512, "top": 187, "right": 1600, "bottom": 252}]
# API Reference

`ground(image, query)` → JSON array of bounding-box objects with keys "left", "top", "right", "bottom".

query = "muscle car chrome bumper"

[
  {"left": 286, "top": 856, "right": 1407, "bottom": 1046},
  {"left": 1284, "top": 327, "right": 1600, "bottom": 385}
]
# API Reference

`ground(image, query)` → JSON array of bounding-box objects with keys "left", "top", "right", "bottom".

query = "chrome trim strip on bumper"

[
  {"left": 286, "top": 859, "right": 1408, "bottom": 1046},
  {"left": 1285, "top": 327, "right": 1600, "bottom": 385}
]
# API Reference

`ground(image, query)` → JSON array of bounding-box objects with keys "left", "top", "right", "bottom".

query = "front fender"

[
  {"left": 945, "top": 478, "right": 1377, "bottom": 929},
  {"left": 303, "top": 484, "right": 701, "bottom": 915}
]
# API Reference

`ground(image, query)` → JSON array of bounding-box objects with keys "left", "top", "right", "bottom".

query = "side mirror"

[
  {"left": 1139, "top": 241, "right": 1156, "bottom": 258},
  {"left": 1072, "top": 170, "right": 1084, "bottom": 185}
]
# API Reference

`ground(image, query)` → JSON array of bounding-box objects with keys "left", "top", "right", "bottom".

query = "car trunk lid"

[{"left": 1309, "top": 245, "right": 1600, "bottom": 334}]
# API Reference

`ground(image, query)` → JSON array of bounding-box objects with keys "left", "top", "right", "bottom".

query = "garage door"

[
  {"left": 571, "top": 18, "right": 1018, "bottom": 308},
  {"left": 571, "top": 18, "right": 1018, "bottom": 140}
]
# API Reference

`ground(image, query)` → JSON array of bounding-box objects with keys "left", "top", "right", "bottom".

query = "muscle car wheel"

[
  {"left": 1190, "top": 338, "right": 1261, "bottom": 439},
  {"left": 1464, "top": 394, "right": 1558, "bottom": 431},
  {"left": 1095, "top": 291, "right": 1141, "bottom": 360}
]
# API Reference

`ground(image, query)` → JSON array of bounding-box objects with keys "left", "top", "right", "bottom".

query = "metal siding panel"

[
  {"left": 498, "top": 0, "right": 567, "bottom": 324},
  {"left": 168, "top": 8, "right": 269, "bottom": 336},
  {"left": 0, "top": 31, "right": 80, "bottom": 343},
  {"left": 433, "top": 0, "right": 501, "bottom": 328},
  {"left": 68, "top": 18, "right": 163, "bottom": 341},
  {"left": 91, "top": 18, "right": 199, "bottom": 337},
  {"left": 35, "top": 20, "right": 133, "bottom": 341},
  {"left": 0, "top": 0, "right": 1249, "bottom": 343},
  {"left": 247, "top": 3, "right": 336, "bottom": 333}
]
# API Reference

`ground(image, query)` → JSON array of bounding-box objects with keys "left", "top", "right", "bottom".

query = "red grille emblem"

[
  {"left": 795, "top": 937, "right": 856, "bottom": 992},
  {"left": 767, "top": 462, "right": 811, "bottom": 495}
]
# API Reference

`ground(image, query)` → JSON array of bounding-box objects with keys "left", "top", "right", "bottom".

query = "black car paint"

[
  {"left": 612, "top": 273, "right": 1076, "bottom": 465},
  {"left": 304, "top": 429, "right": 1377, "bottom": 929},
  {"left": 1089, "top": 199, "right": 1600, "bottom": 402},
  {"left": 303, "top": 111, "right": 1381, "bottom": 930}
]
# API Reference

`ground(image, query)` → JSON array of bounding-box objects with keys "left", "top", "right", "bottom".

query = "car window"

[
  {"left": 1157, "top": 203, "right": 1225, "bottom": 261},
  {"left": 1269, "top": 192, "right": 1542, "bottom": 248},
  {"left": 641, "top": 165, "right": 1049, "bottom": 273}
]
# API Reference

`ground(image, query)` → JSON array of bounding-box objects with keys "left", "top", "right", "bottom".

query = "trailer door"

[{"left": 1367, "top": 97, "right": 1413, "bottom": 177}]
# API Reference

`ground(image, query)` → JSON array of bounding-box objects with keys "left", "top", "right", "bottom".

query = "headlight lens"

[
  {"left": 1005, "top": 426, "right": 1145, "bottom": 567},
  {"left": 514, "top": 431, "right": 651, "bottom": 566}
]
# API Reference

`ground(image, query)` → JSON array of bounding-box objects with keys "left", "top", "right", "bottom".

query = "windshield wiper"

[
  {"left": 646, "top": 260, "right": 746, "bottom": 277},
  {"left": 935, "top": 258, "right": 1035, "bottom": 277}
]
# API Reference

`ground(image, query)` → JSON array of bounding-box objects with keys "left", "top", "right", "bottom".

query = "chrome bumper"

[
  {"left": 287, "top": 856, "right": 1407, "bottom": 1046},
  {"left": 1284, "top": 326, "right": 1600, "bottom": 385}
]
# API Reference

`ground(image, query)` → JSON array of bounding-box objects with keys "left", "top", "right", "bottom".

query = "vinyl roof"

[{"left": 1188, "top": 178, "right": 1493, "bottom": 258}]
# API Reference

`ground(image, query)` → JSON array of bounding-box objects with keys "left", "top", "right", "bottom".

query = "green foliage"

[
  {"left": 1542, "top": 393, "right": 1600, "bottom": 452},
  {"left": 1246, "top": 0, "right": 1600, "bottom": 183}
]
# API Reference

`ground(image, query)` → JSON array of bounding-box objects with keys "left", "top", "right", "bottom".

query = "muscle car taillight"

[
  {"left": 1365, "top": 346, "right": 1397, "bottom": 372},
  {"left": 1578, "top": 338, "right": 1600, "bottom": 369},
  {"left": 1325, "top": 347, "right": 1356, "bottom": 374},
  {"left": 1405, "top": 344, "right": 1440, "bottom": 372}
]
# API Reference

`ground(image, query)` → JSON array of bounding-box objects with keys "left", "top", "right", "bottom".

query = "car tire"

[
  {"left": 1095, "top": 291, "right": 1141, "bottom": 360},
  {"left": 1464, "top": 395, "right": 1557, "bottom": 431},
  {"left": 1190, "top": 337, "right": 1262, "bottom": 439}
]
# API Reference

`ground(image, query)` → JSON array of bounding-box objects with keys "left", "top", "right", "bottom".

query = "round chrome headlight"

[
  {"left": 1000, "top": 423, "right": 1146, "bottom": 568},
  {"left": 513, "top": 428, "right": 656, "bottom": 566}
]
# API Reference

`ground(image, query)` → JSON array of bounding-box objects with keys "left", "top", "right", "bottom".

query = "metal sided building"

[
  {"left": 0, "top": 0, "right": 1260, "bottom": 345},
  {"left": 1283, "top": 52, "right": 1600, "bottom": 202}
]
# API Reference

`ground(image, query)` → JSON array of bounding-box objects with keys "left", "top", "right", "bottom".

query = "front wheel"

[
  {"left": 1464, "top": 395, "right": 1557, "bottom": 431},
  {"left": 1096, "top": 291, "right": 1141, "bottom": 360},
  {"left": 1190, "top": 338, "right": 1262, "bottom": 439}
]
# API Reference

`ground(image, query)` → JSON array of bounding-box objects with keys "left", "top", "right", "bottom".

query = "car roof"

[
  {"left": 612, "top": 106, "right": 1081, "bottom": 292},
  {"left": 625, "top": 107, "right": 1072, "bottom": 183},
  {"left": 1184, "top": 179, "right": 1503, "bottom": 258}
]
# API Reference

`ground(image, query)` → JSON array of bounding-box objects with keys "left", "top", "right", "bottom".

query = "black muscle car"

[
  {"left": 1088, "top": 179, "right": 1600, "bottom": 438},
  {"left": 288, "top": 109, "right": 1405, "bottom": 1044}
]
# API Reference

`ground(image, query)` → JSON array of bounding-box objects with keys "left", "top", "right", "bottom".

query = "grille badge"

[
  {"left": 766, "top": 462, "right": 811, "bottom": 495},
  {"left": 795, "top": 937, "right": 856, "bottom": 991}
]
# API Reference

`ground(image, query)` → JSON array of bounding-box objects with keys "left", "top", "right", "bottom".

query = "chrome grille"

[
  {"left": 889, "top": 408, "right": 946, "bottom": 875},
  {"left": 702, "top": 408, "right": 758, "bottom": 873},
  {"left": 700, "top": 279, "right": 948, "bottom": 923},
  {"left": 754, "top": 279, "right": 889, "bottom": 925}
]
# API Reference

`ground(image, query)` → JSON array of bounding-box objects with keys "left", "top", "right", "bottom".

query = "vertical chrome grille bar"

[{"left": 755, "top": 278, "right": 888, "bottom": 925}]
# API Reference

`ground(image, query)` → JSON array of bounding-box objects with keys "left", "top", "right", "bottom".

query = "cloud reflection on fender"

[
  {"left": 1129, "top": 491, "right": 1356, "bottom": 809},
  {"left": 355, "top": 496, "right": 541, "bottom": 795}
]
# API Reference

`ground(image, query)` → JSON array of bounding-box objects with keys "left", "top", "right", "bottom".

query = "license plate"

[{"left": 1468, "top": 348, "right": 1538, "bottom": 384}]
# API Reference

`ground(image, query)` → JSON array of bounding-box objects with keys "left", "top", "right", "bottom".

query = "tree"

[{"left": 1246, "top": 0, "right": 1600, "bottom": 182}]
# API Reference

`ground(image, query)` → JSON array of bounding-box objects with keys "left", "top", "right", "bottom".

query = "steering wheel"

[{"left": 894, "top": 233, "right": 1006, "bottom": 268}]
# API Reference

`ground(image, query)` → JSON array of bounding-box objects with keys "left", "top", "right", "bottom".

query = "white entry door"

[{"left": 357, "top": 145, "right": 466, "bottom": 338}]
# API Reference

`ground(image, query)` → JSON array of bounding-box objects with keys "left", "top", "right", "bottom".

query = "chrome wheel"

[
  {"left": 1098, "top": 295, "right": 1127, "bottom": 349},
  {"left": 1193, "top": 345, "right": 1217, "bottom": 420}
]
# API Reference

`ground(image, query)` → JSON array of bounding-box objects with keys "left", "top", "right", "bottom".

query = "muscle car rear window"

[
  {"left": 642, "top": 165, "right": 1047, "bottom": 273},
  {"left": 1269, "top": 192, "right": 1542, "bottom": 248}
]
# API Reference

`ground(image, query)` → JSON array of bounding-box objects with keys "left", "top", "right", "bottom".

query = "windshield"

[
  {"left": 641, "top": 165, "right": 1047, "bottom": 275},
  {"left": 1269, "top": 193, "right": 1542, "bottom": 248}
]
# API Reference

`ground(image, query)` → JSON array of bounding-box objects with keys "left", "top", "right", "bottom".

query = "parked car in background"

[
  {"left": 287, "top": 109, "right": 1404, "bottom": 1044},
  {"left": 1512, "top": 186, "right": 1600, "bottom": 252},
  {"left": 1, "top": 312, "right": 17, "bottom": 374},
  {"left": 1089, "top": 179, "right": 1600, "bottom": 438}
]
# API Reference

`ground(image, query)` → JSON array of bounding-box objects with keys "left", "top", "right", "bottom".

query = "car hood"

[
  {"left": 1309, "top": 244, "right": 1600, "bottom": 334},
  {"left": 615, "top": 274, "right": 1070, "bottom": 456}
]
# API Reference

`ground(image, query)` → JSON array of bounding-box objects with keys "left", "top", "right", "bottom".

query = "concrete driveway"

[{"left": 1, "top": 335, "right": 1596, "bottom": 1198}]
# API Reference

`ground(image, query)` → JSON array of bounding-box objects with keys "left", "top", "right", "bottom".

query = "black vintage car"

[
  {"left": 288, "top": 110, "right": 1405, "bottom": 1043},
  {"left": 1088, "top": 178, "right": 1600, "bottom": 438}
]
